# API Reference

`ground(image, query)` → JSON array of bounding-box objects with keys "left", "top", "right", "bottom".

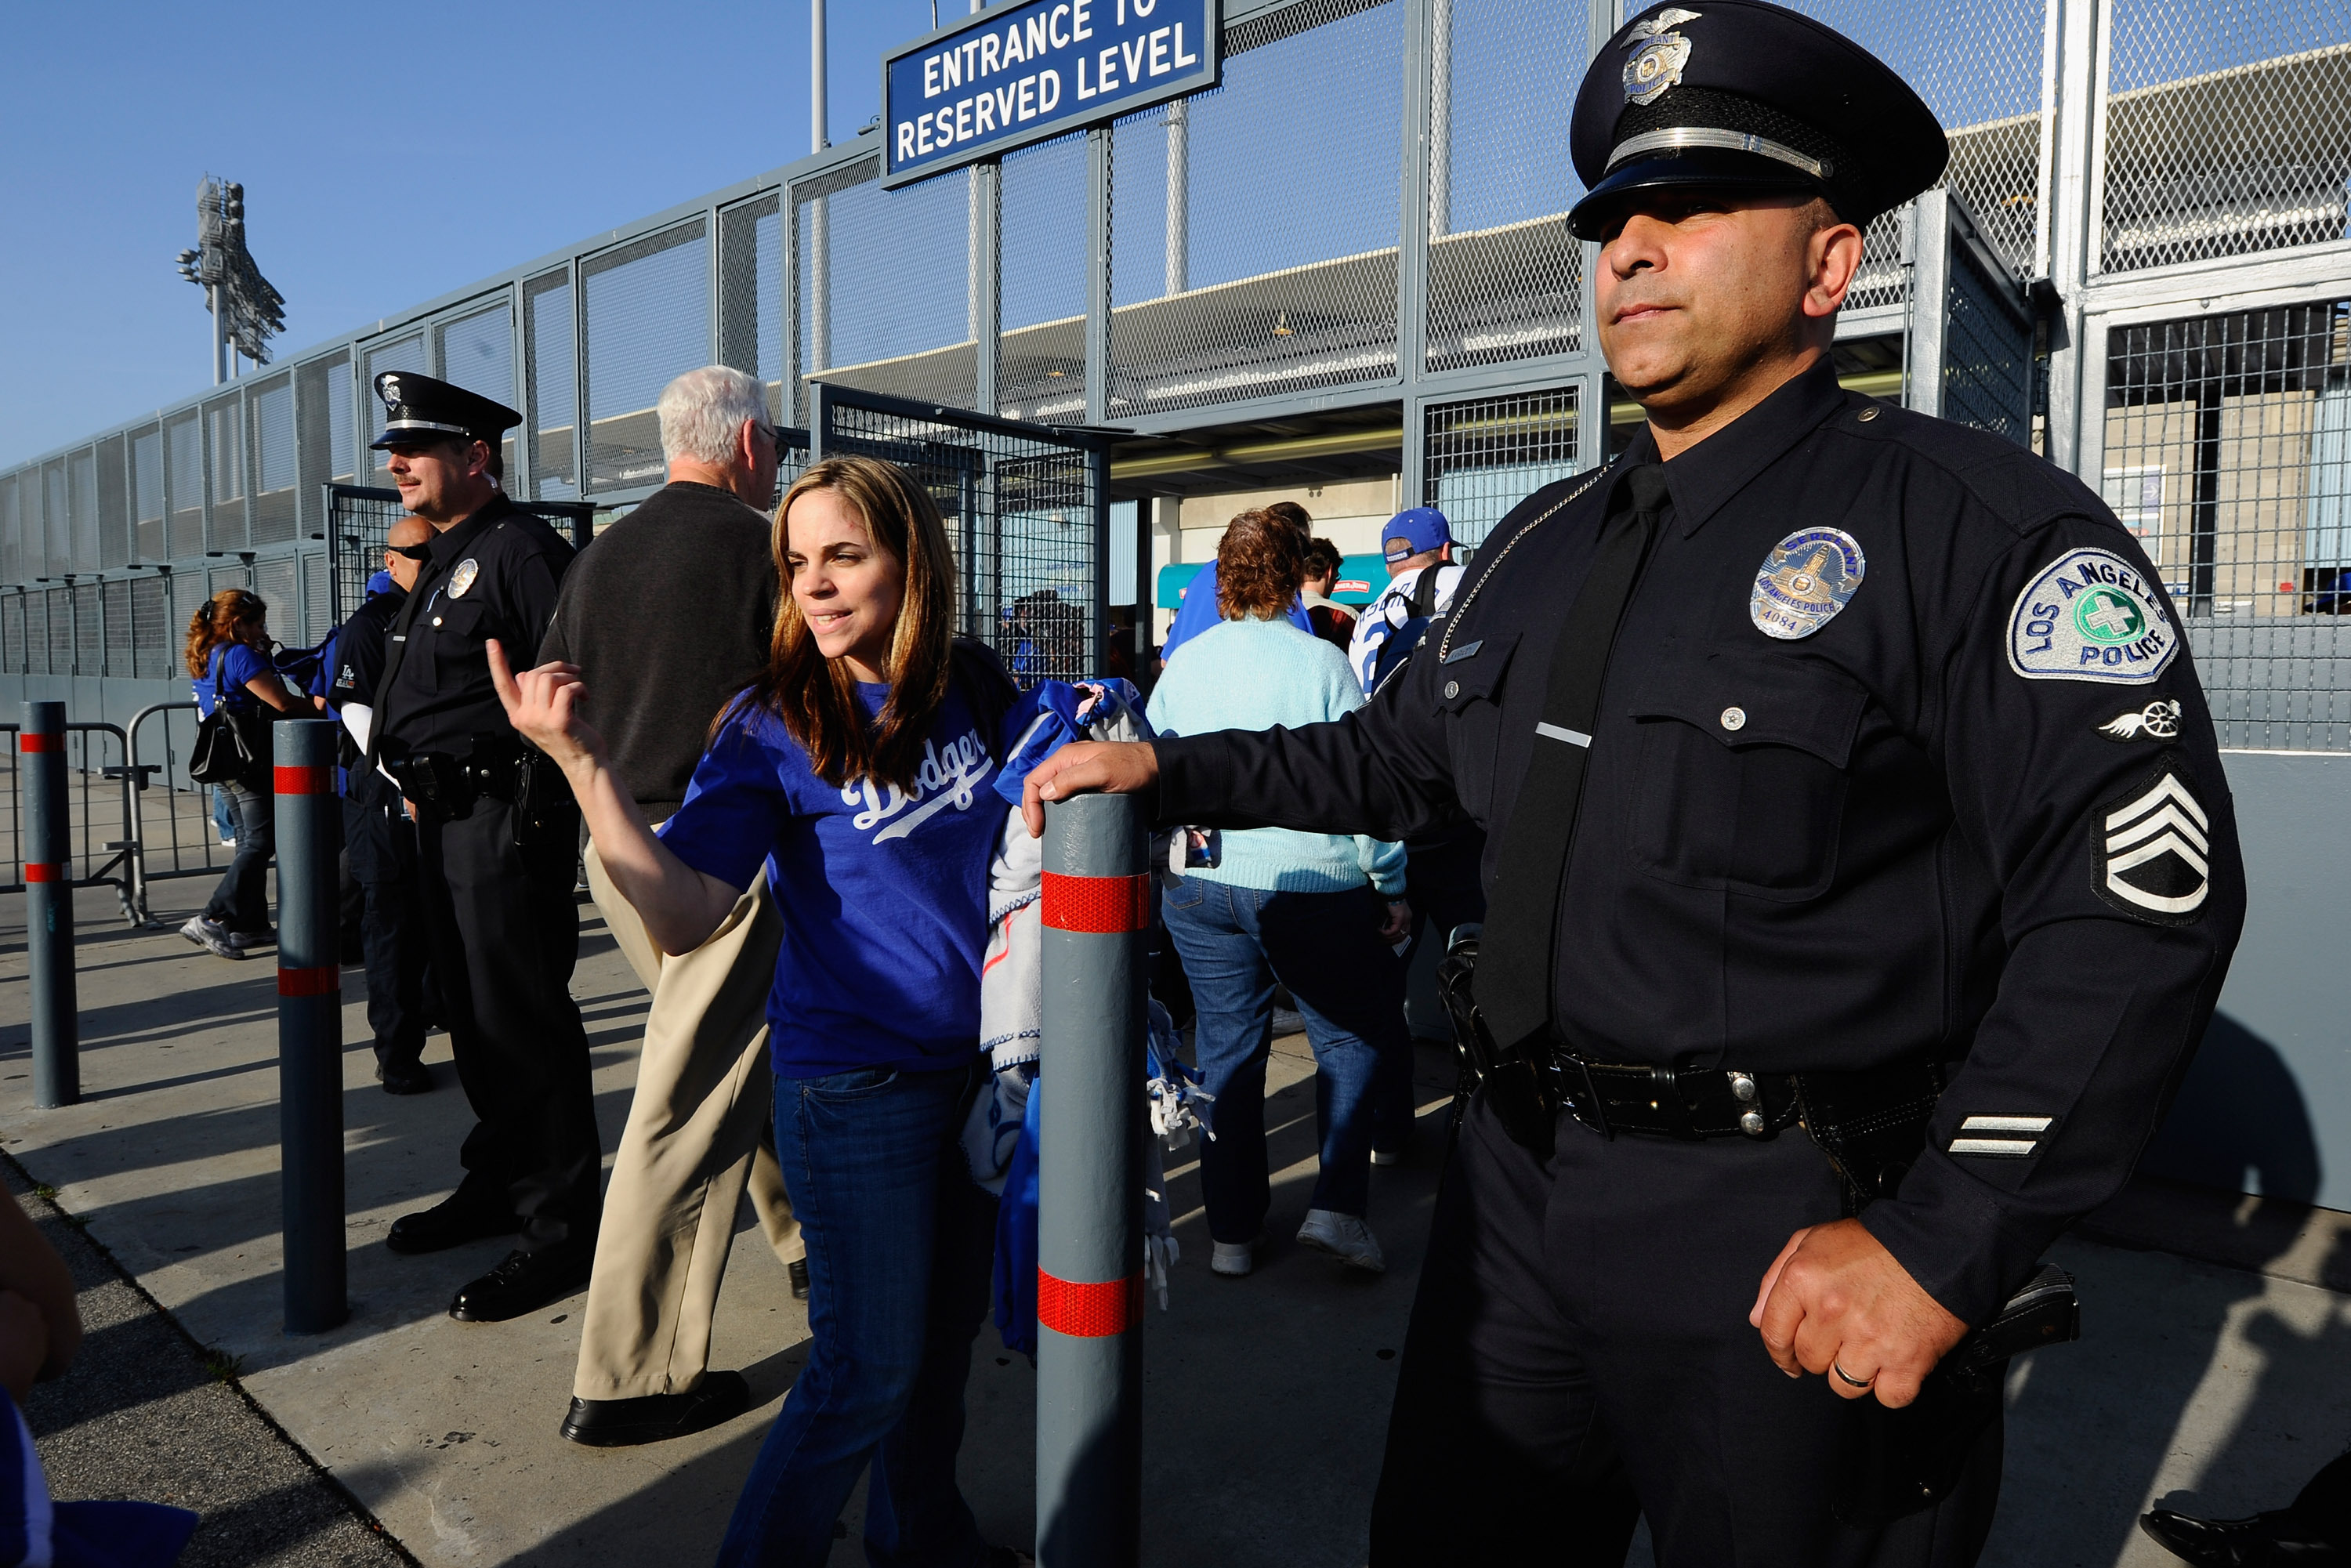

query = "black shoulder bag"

[{"left": 189, "top": 653, "right": 273, "bottom": 788}]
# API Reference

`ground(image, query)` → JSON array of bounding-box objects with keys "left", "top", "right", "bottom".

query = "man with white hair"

[{"left": 537, "top": 364, "right": 802, "bottom": 1447}]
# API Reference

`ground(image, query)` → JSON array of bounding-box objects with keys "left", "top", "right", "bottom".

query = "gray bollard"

[
  {"left": 275, "top": 720, "right": 347, "bottom": 1334},
  {"left": 1035, "top": 792, "right": 1149, "bottom": 1568},
  {"left": 22, "top": 702, "right": 79, "bottom": 1109}
]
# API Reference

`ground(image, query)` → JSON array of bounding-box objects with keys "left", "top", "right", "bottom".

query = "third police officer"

[
  {"left": 368, "top": 372, "right": 603, "bottom": 1324},
  {"left": 1022, "top": 2, "right": 2247, "bottom": 1562}
]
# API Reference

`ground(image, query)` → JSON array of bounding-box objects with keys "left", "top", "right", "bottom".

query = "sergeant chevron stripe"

[{"left": 2094, "top": 769, "right": 2211, "bottom": 922}]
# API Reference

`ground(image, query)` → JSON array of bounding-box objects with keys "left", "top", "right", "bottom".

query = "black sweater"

[{"left": 538, "top": 481, "right": 777, "bottom": 821}]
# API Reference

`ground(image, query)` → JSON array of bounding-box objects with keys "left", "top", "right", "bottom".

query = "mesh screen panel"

[
  {"left": 73, "top": 583, "right": 99, "bottom": 675},
  {"left": 1000, "top": 132, "right": 1090, "bottom": 422},
  {"left": 131, "top": 574, "right": 168, "bottom": 679},
  {"left": 249, "top": 372, "right": 297, "bottom": 545},
  {"left": 438, "top": 302, "right": 518, "bottom": 480},
  {"left": 719, "top": 194, "right": 786, "bottom": 425},
  {"left": 326, "top": 486, "right": 408, "bottom": 627},
  {"left": 38, "top": 590, "right": 60, "bottom": 676},
  {"left": 1780, "top": 0, "right": 2047, "bottom": 281},
  {"left": 1425, "top": 0, "right": 1586, "bottom": 371},
  {"left": 2102, "top": 0, "right": 2351, "bottom": 273},
  {"left": 132, "top": 426, "right": 163, "bottom": 562},
  {"left": 523, "top": 270, "right": 578, "bottom": 500},
  {"left": 205, "top": 395, "right": 245, "bottom": 550},
  {"left": 97, "top": 435, "right": 128, "bottom": 569},
  {"left": 1942, "top": 244, "right": 2034, "bottom": 444},
  {"left": 296, "top": 353, "right": 353, "bottom": 538},
  {"left": 1109, "top": 0, "right": 1404, "bottom": 417},
  {"left": 0, "top": 476, "right": 17, "bottom": 584},
  {"left": 43, "top": 462, "right": 67, "bottom": 574},
  {"left": 254, "top": 557, "right": 298, "bottom": 650},
  {"left": 820, "top": 391, "right": 1103, "bottom": 685},
  {"left": 583, "top": 222, "right": 710, "bottom": 491},
  {"left": 800, "top": 160, "right": 976, "bottom": 411},
  {"left": 364, "top": 335, "right": 430, "bottom": 483},
  {"left": 167, "top": 412, "right": 201, "bottom": 559},
  {"left": 1424, "top": 383, "right": 1583, "bottom": 549},
  {"left": 1, "top": 592, "right": 19, "bottom": 675},
  {"left": 302, "top": 551, "right": 331, "bottom": 645},
  {"left": 102, "top": 580, "right": 131, "bottom": 675},
  {"left": 2103, "top": 301, "right": 2350, "bottom": 749},
  {"left": 70, "top": 450, "right": 96, "bottom": 571}
]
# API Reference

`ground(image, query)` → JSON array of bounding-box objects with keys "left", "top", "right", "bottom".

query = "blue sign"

[{"left": 882, "top": 0, "right": 1219, "bottom": 188}]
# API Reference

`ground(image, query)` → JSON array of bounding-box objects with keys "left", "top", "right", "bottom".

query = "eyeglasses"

[
  {"left": 754, "top": 421, "right": 786, "bottom": 453},
  {"left": 388, "top": 542, "right": 433, "bottom": 562}
]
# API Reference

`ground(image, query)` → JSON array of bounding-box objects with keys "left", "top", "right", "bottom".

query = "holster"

[{"left": 1435, "top": 925, "right": 1563, "bottom": 1152}]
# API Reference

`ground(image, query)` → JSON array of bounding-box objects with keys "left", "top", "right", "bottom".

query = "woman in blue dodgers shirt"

[
  {"left": 180, "top": 588, "right": 304, "bottom": 961},
  {"left": 490, "top": 454, "right": 1027, "bottom": 1568}
]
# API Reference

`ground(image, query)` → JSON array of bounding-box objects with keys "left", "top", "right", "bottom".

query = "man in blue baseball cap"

[{"left": 1380, "top": 505, "right": 1454, "bottom": 579}]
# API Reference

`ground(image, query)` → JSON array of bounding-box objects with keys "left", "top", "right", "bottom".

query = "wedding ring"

[{"left": 1831, "top": 1361, "right": 1875, "bottom": 1390}]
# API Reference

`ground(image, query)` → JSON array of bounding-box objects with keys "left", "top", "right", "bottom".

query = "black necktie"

[{"left": 1475, "top": 462, "right": 1671, "bottom": 1051}]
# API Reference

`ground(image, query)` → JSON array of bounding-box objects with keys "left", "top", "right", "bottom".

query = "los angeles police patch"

[
  {"left": 2093, "top": 765, "right": 2211, "bottom": 923},
  {"left": 2008, "top": 549, "right": 2176, "bottom": 684},
  {"left": 447, "top": 558, "right": 480, "bottom": 599},
  {"left": 1750, "top": 527, "right": 1865, "bottom": 639}
]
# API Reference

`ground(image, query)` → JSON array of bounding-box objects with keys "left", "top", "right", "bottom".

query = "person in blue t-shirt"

[
  {"left": 179, "top": 588, "right": 302, "bottom": 960},
  {"left": 491, "top": 454, "right": 1027, "bottom": 1568}
]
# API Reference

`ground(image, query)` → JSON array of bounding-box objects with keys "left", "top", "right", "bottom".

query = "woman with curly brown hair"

[
  {"left": 1145, "top": 509, "right": 1415, "bottom": 1277},
  {"left": 179, "top": 588, "right": 302, "bottom": 959}
]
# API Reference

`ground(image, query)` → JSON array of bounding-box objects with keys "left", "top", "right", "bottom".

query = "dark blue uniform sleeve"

[{"left": 1857, "top": 514, "right": 2245, "bottom": 1326}]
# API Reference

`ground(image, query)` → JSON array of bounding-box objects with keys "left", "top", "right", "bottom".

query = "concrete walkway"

[{"left": 3, "top": 878, "right": 2347, "bottom": 1567}]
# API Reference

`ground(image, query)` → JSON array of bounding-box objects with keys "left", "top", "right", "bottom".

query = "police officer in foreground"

[
  {"left": 368, "top": 373, "right": 603, "bottom": 1324},
  {"left": 325, "top": 513, "right": 437, "bottom": 1094},
  {"left": 1024, "top": 3, "right": 2244, "bottom": 1561}
]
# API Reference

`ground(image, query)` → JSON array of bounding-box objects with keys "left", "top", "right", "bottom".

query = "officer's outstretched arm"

[
  {"left": 1863, "top": 512, "right": 2245, "bottom": 1337},
  {"left": 487, "top": 639, "right": 741, "bottom": 954}
]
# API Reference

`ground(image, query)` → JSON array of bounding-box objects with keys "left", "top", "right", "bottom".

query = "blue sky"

[{"left": 0, "top": 0, "right": 944, "bottom": 471}]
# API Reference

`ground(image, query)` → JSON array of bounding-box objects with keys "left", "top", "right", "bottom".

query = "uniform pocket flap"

[
  {"left": 1434, "top": 630, "right": 1521, "bottom": 713},
  {"left": 1625, "top": 643, "right": 1867, "bottom": 768}
]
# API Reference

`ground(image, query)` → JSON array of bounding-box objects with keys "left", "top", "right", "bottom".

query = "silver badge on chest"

[
  {"left": 1750, "top": 527, "right": 1866, "bottom": 639},
  {"left": 1623, "top": 8, "right": 1701, "bottom": 106},
  {"left": 447, "top": 558, "right": 480, "bottom": 599}
]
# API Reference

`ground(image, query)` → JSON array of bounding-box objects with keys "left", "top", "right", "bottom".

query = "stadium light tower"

[{"left": 175, "top": 176, "right": 286, "bottom": 385}]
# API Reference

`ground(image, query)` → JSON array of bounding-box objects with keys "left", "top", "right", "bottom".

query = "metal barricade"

[
  {"left": 121, "top": 701, "right": 237, "bottom": 925},
  {"left": 0, "top": 719, "right": 140, "bottom": 925}
]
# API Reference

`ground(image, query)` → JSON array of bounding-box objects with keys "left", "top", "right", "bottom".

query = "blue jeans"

[
  {"left": 716, "top": 1061, "right": 996, "bottom": 1568},
  {"left": 201, "top": 780, "right": 273, "bottom": 936},
  {"left": 1160, "top": 879, "right": 1411, "bottom": 1244}
]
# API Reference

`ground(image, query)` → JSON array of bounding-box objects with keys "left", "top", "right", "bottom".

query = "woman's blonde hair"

[
  {"left": 739, "top": 455, "right": 961, "bottom": 791},
  {"left": 183, "top": 588, "right": 270, "bottom": 679}
]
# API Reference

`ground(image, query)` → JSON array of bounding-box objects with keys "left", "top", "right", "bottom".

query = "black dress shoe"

[
  {"left": 449, "top": 1244, "right": 594, "bottom": 1323},
  {"left": 386, "top": 1196, "right": 519, "bottom": 1255},
  {"left": 375, "top": 1059, "right": 433, "bottom": 1095},
  {"left": 558, "top": 1371, "right": 750, "bottom": 1447},
  {"left": 789, "top": 1256, "right": 810, "bottom": 1301},
  {"left": 2141, "top": 1508, "right": 2351, "bottom": 1566}
]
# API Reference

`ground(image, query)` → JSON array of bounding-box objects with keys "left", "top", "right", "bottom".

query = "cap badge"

[
  {"left": 1623, "top": 8, "right": 1700, "bottom": 106},
  {"left": 1751, "top": 527, "right": 1865, "bottom": 639},
  {"left": 379, "top": 375, "right": 401, "bottom": 406},
  {"left": 447, "top": 558, "right": 480, "bottom": 599}
]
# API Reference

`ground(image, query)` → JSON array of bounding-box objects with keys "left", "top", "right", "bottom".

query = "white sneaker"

[
  {"left": 179, "top": 915, "right": 243, "bottom": 961},
  {"left": 1210, "top": 1237, "right": 1259, "bottom": 1277},
  {"left": 1297, "top": 1208, "right": 1385, "bottom": 1273},
  {"left": 1371, "top": 1147, "right": 1405, "bottom": 1168}
]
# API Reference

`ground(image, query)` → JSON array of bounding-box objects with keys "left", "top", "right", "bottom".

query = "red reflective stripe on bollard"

[
  {"left": 1040, "top": 871, "right": 1153, "bottom": 934},
  {"left": 24, "top": 863, "right": 62, "bottom": 882},
  {"left": 19, "top": 732, "right": 55, "bottom": 752},
  {"left": 277, "top": 966, "right": 340, "bottom": 998},
  {"left": 274, "top": 765, "right": 335, "bottom": 795},
  {"left": 1036, "top": 1269, "right": 1143, "bottom": 1338}
]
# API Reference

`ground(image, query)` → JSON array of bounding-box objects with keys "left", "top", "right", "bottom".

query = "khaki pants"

[{"left": 575, "top": 841, "right": 802, "bottom": 1402}]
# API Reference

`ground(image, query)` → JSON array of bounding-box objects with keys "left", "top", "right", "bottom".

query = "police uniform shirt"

[
  {"left": 328, "top": 584, "right": 408, "bottom": 711},
  {"left": 375, "top": 494, "right": 575, "bottom": 759},
  {"left": 1150, "top": 357, "right": 2245, "bottom": 1328}
]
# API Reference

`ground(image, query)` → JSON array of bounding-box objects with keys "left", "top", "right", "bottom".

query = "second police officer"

[
  {"left": 367, "top": 372, "right": 604, "bottom": 1323},
  {"left": 1023, "top": 2, "right": 2247, "bottom": 1563}
]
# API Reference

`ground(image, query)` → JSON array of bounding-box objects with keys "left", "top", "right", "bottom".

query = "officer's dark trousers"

[
  {"left": 1370, "top": 1094, "right": 2000, "bottom": 1568},
  {"left": 415, "top": 792, "right": 602, "bottom": 1252},
  {"left": 343, "top": 790, "right": 428, "bottom": 1074}
]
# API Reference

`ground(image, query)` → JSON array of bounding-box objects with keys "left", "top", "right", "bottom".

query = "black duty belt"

[{"left": 1559, "top": 1055, "right": 1945, "bottom": 1146}]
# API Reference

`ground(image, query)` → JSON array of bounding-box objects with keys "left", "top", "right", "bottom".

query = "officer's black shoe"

[
  {"left": 789, "top": 1257, "right": 810, "bottom": 1301},
  {"left": 449, "top": 1243, "right": 594, "bottom": 1323},
  {"left": 386, "top": 1196, "right": 519, "bottom": 1255},
  {"left": 2139, "top": 1508, "right": 2351, "bottom": 1565},
  {"left": 557, "top": 1371, "right": 750, "bottom": 1448},
  {"left": 375, "top": 1059, "right": 433, "bottom": 1095}
]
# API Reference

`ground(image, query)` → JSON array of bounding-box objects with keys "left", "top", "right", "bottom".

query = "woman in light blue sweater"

[{"left": 1148, "top": 510, "right": 1414, "bottom": 1276}]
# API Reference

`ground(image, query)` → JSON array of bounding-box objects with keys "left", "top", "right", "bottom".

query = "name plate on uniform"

[{"left": 882, "top": 0, "right": 1219, "bottom": 188}]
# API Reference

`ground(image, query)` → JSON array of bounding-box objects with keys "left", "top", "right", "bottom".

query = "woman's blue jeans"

[
  {"left": 715, "top": 1061, "right": 997, "bottom": 1568},
  {"left": 1159, "top": 878, "right": 1411, "bottom": 1245}
]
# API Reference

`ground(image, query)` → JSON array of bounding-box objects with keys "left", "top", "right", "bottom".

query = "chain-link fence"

[
  {"left": 799, "top": 157, "right": 978, "bottom": 414},
  {"left": 2103, "top": 299, "right": 2351, "bottom": 748}
]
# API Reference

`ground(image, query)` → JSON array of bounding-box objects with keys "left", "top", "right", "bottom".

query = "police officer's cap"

[
  {"left": 1568, "top": 0, "right": 1948, "bottom": 240},
  {"left": 368, "top": 371, "right": 522, "bottom": 452}
]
